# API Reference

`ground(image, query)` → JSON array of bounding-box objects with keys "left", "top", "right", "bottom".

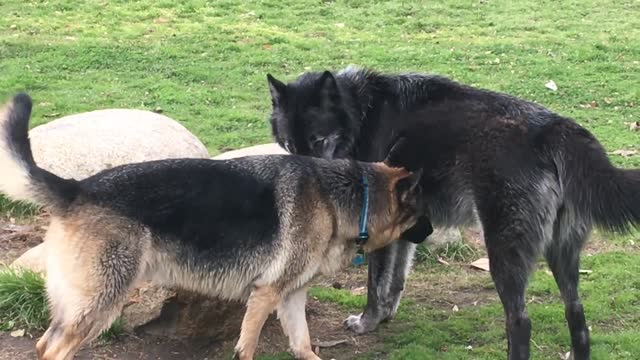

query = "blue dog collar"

[{"left": 356, "top": 174, "right": 369, "bottom": 246}]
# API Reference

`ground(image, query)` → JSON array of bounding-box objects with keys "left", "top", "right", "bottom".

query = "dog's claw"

[{"left": 343, "top": 313, "right": 378, "bottom": 334}]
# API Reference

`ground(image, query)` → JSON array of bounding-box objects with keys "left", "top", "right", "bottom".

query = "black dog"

[{"left": 266, "top": 65, "right": 640, "bottom": 360}]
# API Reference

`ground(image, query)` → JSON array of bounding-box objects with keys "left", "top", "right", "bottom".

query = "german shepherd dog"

[
  {"left": 266, "top": 66, "right": 640, "bottom": 360},
  {"left": 0, "top": 93, "right": 433, "bottom": 360}
]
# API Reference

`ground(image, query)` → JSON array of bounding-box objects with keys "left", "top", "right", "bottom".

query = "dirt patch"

[
  {"left": 0, "top": 216, "right": 46, "bottom": 265},
  {"left": 0, "top": 299, "right": 387, "bottom": 360}
]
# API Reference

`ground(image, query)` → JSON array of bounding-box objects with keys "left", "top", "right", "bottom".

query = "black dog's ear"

[
  {"left": 317, "top": 70, "right": 339, "bottom": 103},
  {"left": 384, "top": 135, "right": 422, "bottom": 172},
  {"left": 384, "top": 136, "right": 408, "bottom": 168},
  {"left": 267, "top": 74, "right": 286, "bottom": 105}
]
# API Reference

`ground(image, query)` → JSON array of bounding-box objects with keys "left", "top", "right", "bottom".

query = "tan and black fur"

[{"left": 0, "top": 93, "right": 430, "bottom": 360}]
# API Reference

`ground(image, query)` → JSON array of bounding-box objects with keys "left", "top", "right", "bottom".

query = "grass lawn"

[{"left": 1, "top": 0, "right": 639, "bottom": 359}]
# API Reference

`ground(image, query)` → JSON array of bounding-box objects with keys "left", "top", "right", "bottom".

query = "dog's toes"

[{"left": 343, "top": 313, "right": 377, "bottom": 334}]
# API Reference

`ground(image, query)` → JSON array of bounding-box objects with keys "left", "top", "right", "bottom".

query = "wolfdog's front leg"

[
  {"left": 234, "top": 286, "right": 279, "bottom": 360},
  {"left": 344, "top": 240, "right": 416, "bottom": 334},
  {"left": 278, "top": 287, "right": 321, "bottom": 360}
]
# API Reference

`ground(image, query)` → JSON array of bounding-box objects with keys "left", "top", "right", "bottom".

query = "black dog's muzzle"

[{"left": 400, "top": 216, "right": 433, "bottom": 244}]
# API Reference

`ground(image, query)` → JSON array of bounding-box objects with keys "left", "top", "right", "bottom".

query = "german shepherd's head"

[
  {"left": 364, "top": 163, "right": 431, "bottom": 251},
  {"left": 267, "top": 70, "right": 359, "bottom": 159}
]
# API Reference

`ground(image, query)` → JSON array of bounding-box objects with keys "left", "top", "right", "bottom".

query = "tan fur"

[
  {"left": 235, "top": 286, "right": 280, "bottom": 360},
  {"left": 33, "top": 171, "right": 419, "bottom": 360}
]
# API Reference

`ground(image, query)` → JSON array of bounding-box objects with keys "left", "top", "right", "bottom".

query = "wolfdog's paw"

[{"left": 343, "top": 313, "right": 379, "bottom": 334}]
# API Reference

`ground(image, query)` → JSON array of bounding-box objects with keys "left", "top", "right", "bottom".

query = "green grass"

[
  {"left": 415, "top": 240, "right": 480, "bottom": 265},
  {"left": 1, "top": 0, "right": 639, "bottom": 358},
  {"left": 0, "top": 268, "right": 48, "bottom": 331},
  {"left": 0, "top": 267, "right": 126, "bottom": 340},
  {"left": 0, "top": 197, "right": 39, "bottom": 220}
]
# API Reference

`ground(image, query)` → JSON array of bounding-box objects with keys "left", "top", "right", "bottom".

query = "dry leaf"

[
  {"left": 545, "top": 80, "right": 558, "bottom": 91},
  {"left": 612, "top": 149, "right": 638, "bottom": 157},
  {"left": 470, "top": 257, "right": 490, "bottom": 271},
  {"left": 590, "top": 100, "right": 598, "bottom": 108},
  {"left": 452, "top": 305, "right": 459, "bottom": 312},
  {"left": 311, "top": 339, "right": 348, "bottom": 348},
  {"left": 437, "top": 257, "right": 450, "bottom": 266},
  {"left": 604, "top": 97, "right": 612, "bottom": 104},
  {"left": 335, "top": 23, "right": 345, "bottom": 28},
  {"left": 10, "top": 329, "right": 25, "bottom": 337},
  {"left": 153, "top": 17, "right": 171, "bottom": 24},
  {"left": 262, "top": 44, "right": 272, "bottom": 50},
  {"left": 626, "top": 121, "right": 639, "bottom": 131},
  {"left": 563, "top": 351, "right": 572, "bottom": 360},
  {"left": 578, "top": 269, "right": 593, "bottom": 275},
  {"left": 351, "top": 286, "right": 366, "bottom": 296}
]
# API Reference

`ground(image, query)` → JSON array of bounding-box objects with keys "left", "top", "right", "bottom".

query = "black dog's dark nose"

[{"left": 401, "top": 216, "right": 433, "bottom": 244}]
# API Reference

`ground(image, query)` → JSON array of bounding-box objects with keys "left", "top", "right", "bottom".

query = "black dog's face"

[{"left": 267, "top": 71, "right": 354, "bottom": 159}]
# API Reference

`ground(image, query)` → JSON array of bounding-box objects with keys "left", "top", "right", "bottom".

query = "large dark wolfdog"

[{"left": 266, "top": 65, "right": 640, "bottom": 360}]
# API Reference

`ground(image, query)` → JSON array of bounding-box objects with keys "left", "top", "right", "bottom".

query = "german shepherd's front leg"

[
  {"left": 278, "top": 287, "right": 321, "bottom": 360},
  {"left": 234, "top": 286, "right": 280, "bottom": 360}
]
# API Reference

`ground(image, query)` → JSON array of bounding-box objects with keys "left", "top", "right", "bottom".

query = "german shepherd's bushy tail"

[
  {"left": 0, "top": 93, "right": 79, "bottom": 211},
  {"left": 554, "top": 121, "right": 640, "bottom": 233}
]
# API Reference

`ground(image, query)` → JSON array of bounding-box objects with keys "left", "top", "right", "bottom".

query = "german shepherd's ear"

[
  {"left": 396, "top": 168, "right": 423, "bottom": 203},
  {"left": 267, "top": 74, "right": 286, "bottom": 105}
]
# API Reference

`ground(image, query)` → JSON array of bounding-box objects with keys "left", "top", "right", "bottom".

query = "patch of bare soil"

[
  {"left": 0, "top": 299, "right": 388, "bottom": 360},
  {"left": 0, "top": 216, "right": 46, "bottom": 265}
]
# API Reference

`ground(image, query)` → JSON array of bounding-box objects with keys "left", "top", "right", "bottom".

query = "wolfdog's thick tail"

[
  {"left": 560, "top": 123, "right": 640, "bottom": 233},
  {"left": 0, "top": 93, "right": 79, "bottom": 211}
]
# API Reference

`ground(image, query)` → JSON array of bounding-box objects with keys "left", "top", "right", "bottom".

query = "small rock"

[
  {"left": 11, "top": 242, "right": 47, "bottom": 275},
  {"left": 10, "top": 329, "right": 25, "bottom": 337}
]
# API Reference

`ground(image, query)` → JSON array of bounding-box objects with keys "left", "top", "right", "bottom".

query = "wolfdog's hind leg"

[{"left": 545, "top": 222, "right": 591, "bottom": 360}]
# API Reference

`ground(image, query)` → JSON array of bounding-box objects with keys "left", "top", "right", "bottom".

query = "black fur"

[
  {"left": 267, "top": 66, "right": 640, "bottom": 360},
  {"left": 4, "top": 93, "right": 79, "bottom": 209}
]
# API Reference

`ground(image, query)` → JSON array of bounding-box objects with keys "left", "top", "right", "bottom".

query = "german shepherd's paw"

[{"left": 343, "top": 313, "right": 379, "bottom": 334}]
